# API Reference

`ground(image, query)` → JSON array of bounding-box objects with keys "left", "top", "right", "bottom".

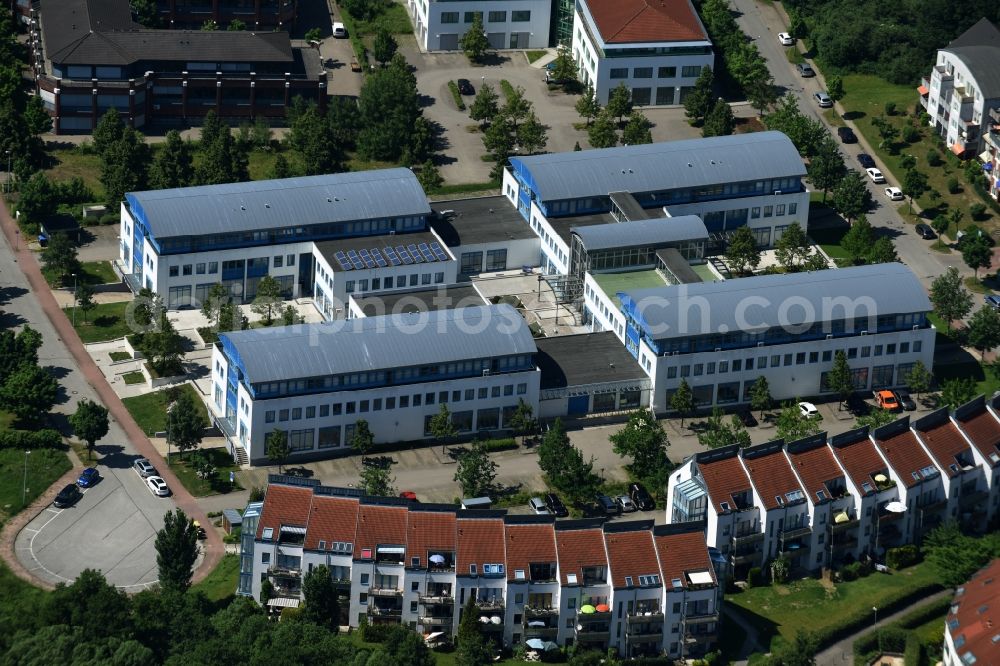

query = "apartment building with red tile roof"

[
  {"left": 914, "top": 409, "right": 978, "bottom": 478},
  {"left": 554, "top": 523, "right": 608, "bottom": 586},
  {"left": 785, "top": 433, "right": 850, "bottom": 503},
  {"left": 303, "top": 495, "right": 359, "bottom": 550},
  {"left": 695, "top": 447, "right": 754, "bottom": 513},
  {"left": 504, "top": 520, "right": 557, "bottom": 583},
  {"left": 354, "top": 503, "right": 408, "bottom": 559},
  {"left": 603, "top": 524, "right": 661, "bottom": 589},
  {"left": 829, "top": 427, "right": 892, "bottom": 496},
  {"left": 456, "top": 516, "right": 506, "bottom": 575},
  {"left": 954, "top": 396, "right": 1000, "bottom": 468},
  {"left": 256, "top": 482, "right": 313, "bottom": 539},
  {"left": 652, "top": 524, "right": 716, "bottom": 589},
  {"left": 943, "top": 558, "right": 1000, "bottom": 666},
  {"left": 584, "top": 0, "right": 707, "bottom": 45},
  {"left": 406, "top": 509, "right": 456, "bottom": 569},
  {"left": 741, "top": 442, "right": 806, "bottom": 510},
  {"left": 871, "top": 418, "right": 939, "bottom": 490}
]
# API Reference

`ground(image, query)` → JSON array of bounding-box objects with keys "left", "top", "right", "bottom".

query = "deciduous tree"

[
  {"left": 840, "top": 215, "right": 875, "bottom": 265},
  {"left": 507, "top": 398, "right": 536, "bottom": 445},
  {"left": 826, "top": 75, "right": 845, "bottom": 106},
  {"left": 76, "top": 282, "right": 96, "bottom": 322},
  {"left": 622, "top": 110, "right": 653, "bottom": 145},
  {"left": 828, "top": 350, "right": 855, "bottom": 409},
  {"left": 100, "top": 128, "right": 151, "bottom": 206},
  {"left": 372, "top": 28, "right": 398, "bottom": 65},
  {"left": 606, "top": 83, "right": 632, "bottom": 124},
  {"left": 454, "top": 442, "right": 497, "bottom": 497},
  {"left": 41, "top": 232, "right": 80, "bottom": 283},
  {"left": 902, "top": 169, "right": 929, "bottom": 213},
  {"left": 669, "top": 379, "right": 695, "bottom": 426},
  {"left": 459, "top": 14, "right": 489, "bottom": 62},
  {"left": 200, "top": 283, "right": 230, "bottom": 328},
  {"left": 868, "top": 237, "right": 898, "bottom": 264},
  {"left": 251, "top": 275, "right": 284, "bottom": 325},
  {"left": 350, "top": 419, "right": 374, "bottom": 456},
  {"left": 155, "top": 508, "right": 199, "bottom": 591},
  {"left": 70, "top": 398, "right": 109, "bottom": 459},
  {"left": 702, "top": 98, "right": 734, "bottom": 137},
  {"left": 417, "top": 159, "right": 443, "bottom": 192},
  {"left": 775, "top": 401, "right": 820, "bottom": 442},
  {"left": 1, "top": 363, "right": 57, "bottom": 422},
  {"left": 16, "top": 171, "right": 58, "bottom": 223},
  {"left": 940, "top": 377, "right": 977, "bottom": 410},
  {"left": 961, "top": 233, "right": 992, "bottom": 279},
  {"left": 149, "top": 130, "right": 193, "bottom": 190},
  {"left": 587, "top": 109, "right": 618, "bottom": 148},
  {"left": 906, "top": 360, "right": 932, "bottom": 400},
  {"left": 575, "top": 84, "right": 600, "bottom": 126},
  {"left": 967, "top": 304, "right": 1000, "bottom": 359},
  {"left": 166, "top": 389, "right": 204, "bottom": 459},
  {"left": 470, "top": 83, "right": 500, "bottom": 127},
  {"left": 301, "top": 565, "right": 340, "bottom": 630},
  {"left": 516, "top": 111, "right": 548, "bottom": 155},
  {"left": 725, "top": 225, "right": 761, "bottom": 275},
  {"left": 808, "top": 134, "right": 846, "bottom": 201},
  {"left": 750, "top": 376, "right": 772, "bottom": 418},
  {"left": 683, "top": 66, "right": 714, "bottom": 125},
  {"left": 360, "top": 462, "right": 395, "bottom": 496},
  {"left": 610, "top": 410, "right": 671, "bottom": 476},
  {"left": 775, "top": 222, "right": 811, "bottom": 271},
  {"left": 929, "top": 267, "right": 972, "bottom": 330},
  {"left": 266, "top": 428, "right": 290, "bottom": 472}
]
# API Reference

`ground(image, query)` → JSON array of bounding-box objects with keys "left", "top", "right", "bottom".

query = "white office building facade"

[{"left": 407, "top": 0, "right": 550, "bottom": 51}]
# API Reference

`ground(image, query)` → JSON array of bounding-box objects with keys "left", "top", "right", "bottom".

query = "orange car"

[{"left": 874, "top": 390, "right": 900, "bottom": 411}]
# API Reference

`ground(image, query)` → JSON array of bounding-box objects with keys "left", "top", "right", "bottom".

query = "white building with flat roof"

[
  {"left": 210, "top": 304, "right": 540, "bottom": 465},
  {"left": 406, "top": 0, "right": 550, "bottom": 52},
  {"left": 571, "top": 0, "right": 713, "bottom": 105}
]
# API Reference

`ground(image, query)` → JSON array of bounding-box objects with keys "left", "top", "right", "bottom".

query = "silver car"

[
  {"left": 133, "top": 457, "right": 157, "bottom": 478},
  {"left": 529, "top": 497, "right": 550, "bottom": 515},
  {"left": 617, "top": 495, "right": 638, "bottom": 513}
]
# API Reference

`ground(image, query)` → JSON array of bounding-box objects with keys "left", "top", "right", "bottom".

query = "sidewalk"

[{"left": 0, "top": 206, "right": 224, "bottom": 586}]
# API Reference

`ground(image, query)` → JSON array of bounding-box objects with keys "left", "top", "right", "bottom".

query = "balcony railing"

[
  {"left": 524, "top": 606, "right": 559, "bottom": 618},
  {"left": 367, "top": 606, "right": 403, "bottom": 617},
  {"left": 576, "top": 629, "right": 610, "bottom": 642},
  {"left": 627, "top": 611, "right": 664, "bottom": 624},
  {"left": 418, "top": 594, "right": 454, "bottom": 605},
  {"left": 476, "top": 599, "right": 505, "bottom": 612},
  {"left": 524, "top": 625, "right": 558, "bottom": 638},
  {"left": 627, "top": 627, "right": 663, "bottom": 641},
  {"left": 830, "top": 535, "right": 859, "bottom": 550},
  {"left": 419, "top": 615, "right": 454, "bottom": 625},
  {"left": 919, "top": 498, "right": 947, "bottom": 513},
  {"left": 268, "top": 565, "right": 301, "bottom": 578},
  {"left": 369, "top": 587, "right": 403, "bottom": 597},
  {"left": 732, "top": 531, "right": 763, "bottom": 545},
  {"left": 685, "top": 612, "right": 719, "bottom": 625},
  {"left": 578, "top": 610, "right": 612, "bottom": 623},
  {"left": 959, "top": 490, "right": 988, "bottom": 508},
  {"left": 781, "top": 525, "right": 812, "bottom": 540},
  {"left": 731, "top": 551, "right": 762, "bottom": 566},
  {"left": 829, "top": 518, "right": 860, "bottom": 533}
]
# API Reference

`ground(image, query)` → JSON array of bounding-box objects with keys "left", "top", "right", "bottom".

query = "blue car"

[
  {"left": 986, "top": 295, "right": 1000, "bottom": 311},
  {"left": 76, "top": 467, "right": 101, "bottom": 488}
]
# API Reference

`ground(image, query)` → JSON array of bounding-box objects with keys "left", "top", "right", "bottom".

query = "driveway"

[
  {"left": 14, "top": 454, "right": 200, "bottom": 590},
  {"left": 402, "top": 44, "right": 712, "bottom": 184}
]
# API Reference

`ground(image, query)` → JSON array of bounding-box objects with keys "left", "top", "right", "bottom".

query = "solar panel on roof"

[
  {"left": 384, "top": 247, "right": 400, "bottom": 266},
  {"left": 433, "top": 248, "right": 448, "bottom": 261},
  {"left": 352, "top": 258, "right": 364, "bottom": 270},
  {"left": 371, "top": 249, "right": 388, "bottom": 268},
  {"left": 334, "top": 251, "right": 352, "bottom": 271},
  {"left": 397, "top": 246, "right": 412, "bottom": 264},
  {"left": 408, "top": 244, "right": 423, "bottom": 263},
  {"left": 421, "top": 247, "right": 435, "bottom": 262}
]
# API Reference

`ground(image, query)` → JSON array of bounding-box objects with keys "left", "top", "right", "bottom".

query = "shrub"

[
  {"left": 854, "top": 626, "right": 909, "bottom": 659},
  {"left": 947, "top": 177, "right": 960, "bottom": 194},
  {"left": 447, "top": 80, "right": 466, "bottom": 111},
  {"left": 926, "top": 149, "right": 942, "bottom": 167},
  {"left": 747, "top": 567, "right": 765, "bottom": 587},
  {"left": 970, "top": 203, "right": 987, "bottom": 220},
  {"left": 249, "top": 485, "right": 266, "bottom": 502},
  {"left": 884, "top": 101, "right": 896, "bottom": 116},
  {"left": 99, "top": 212, "right": 120, "bottom": 225},
  {"left": 903, "top": 633, "right": 922, "bottom": 666},
  {"left": 901, "top": 125, "right": 919, "bottom": 143},
  {"left": 0, "top": 428, "right": 63, "bottom": 449},
  {"left": 886, "top": 544, "right": 920, "bottom": 570},
  {"left": 481, "top": 437, "right": 517, "bottom": 453}
]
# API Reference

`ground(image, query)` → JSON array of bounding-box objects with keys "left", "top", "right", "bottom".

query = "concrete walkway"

[{"left": 0, "top": 206, "right": 223, "bottom": 588}]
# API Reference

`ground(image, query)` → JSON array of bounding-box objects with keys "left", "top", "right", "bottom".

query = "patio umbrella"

[
  {"left": 490, "top": 616, "right": 502, "bottom": 624},
  {"left": 580, "top": 604, "right": 596, "bottom": 614},
  {"left": 479, "top": 616, "right": 491, "bottom": 624},
  {"left": 885, "top": 501, "right": 906, "bottom": 513},
  {"left": 595, "top": 604, "right": 610, "bottom": 613},
  {"left": 528, "top": 620, "right": 546, "bottom": 627},
  {"left": 834, "top": 512, "right": 850, "bottom": 524},
  {"left": 428, "top": 554, "right": 446, "bottom": 565},
  {"left": 525, "top": 639, "right": 547, "bottom": 650},
  {"left": 874, "top": 474, "right": 888, "bottom": 483},
  {"left": 541, "top": 641, "right": 559, "bottom": 651}
]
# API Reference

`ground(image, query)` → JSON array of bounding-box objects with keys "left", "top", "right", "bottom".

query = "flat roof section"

[
  {"left": 572, "top": 215, "right": 708, "bottom": 252},
  {"left": 656, "top": 249, "right": 702, "bottom": 285},
  {"left": 592, "top": 269, "right": 668, "bottom": 306},
  {"left": 353, "top": 284, "right": 486, "bottom": 317},
  {"left": 535, "top": 331, "right": 647, "bottom": 390},
  {"left": 314, "top": 230, "right": 450, "bottom": 272},
  {"left": 429, "top": 197, "right": 536, "bottom": 246},
  {"left": 548, "top": 212, "right": 614, "bottom": 245},
  {"left": 609, "top": 191, "right": 651, "bottom": 221}
]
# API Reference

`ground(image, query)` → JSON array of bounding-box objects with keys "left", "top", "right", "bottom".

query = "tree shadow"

[
  {"left": 282, "top": 466, "right": 314, "bottom": 478},
  {"left": 476, "top": 53, "right": 510, "bottom": 67},
  {"left": 362, "top": 454, "right": 395, "bottom": 469},
  {"left": 418, "top": 93, "right": 436, "bottom": 109},
  {"left": 842, "top": 110, "right": 866, "bottom": 122}
]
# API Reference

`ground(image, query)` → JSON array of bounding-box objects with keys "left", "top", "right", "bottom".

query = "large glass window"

[
  {"left": 717, "top": 382, "right": 740, "bottom": 404},
  {"left": 655, "top": 87, "right": 675, "bottom": 105},
  {"left": 460, "top": 251, "right": 483, "bottom": 274},
  {"left": 441, "top": 12, "right": 458, "bottom": 23},
  {"left": 681, "top": 65, "right": 702, "bottom": 78},
  {"left": 464, "top": 11, "right": 482, "bottom": 22},
  {"left": 289, "top": 428, "right": 314, "bottom": 451},
  {"left": 658, "top": 66, "right": 676, "bottom": 78},
  {"left": 633, "top": 67, "right": 653, "bottom": 79},
  {"left": 477, "top": 408, "right": 500, "bottom": 430},
  {"left": 610, "top": 68, "right": 628, "bottom": 80},
  {"left": 318, "top": 426, "right": 340, "bottom": 449},
  {"left": 511, "top": 10, "right": 530, "bottom": 21},
  {"left": 872, "top": 364, "right": 894, "bottom": 388},
  {"left": 632, "top": 87, "right": 651, "bottom": 106},
  {"left": 485, "top": 249, "right": 507, "bottom": 271},
  {"left": 488, "top": 10, "right": 506, "bottom": 21}
]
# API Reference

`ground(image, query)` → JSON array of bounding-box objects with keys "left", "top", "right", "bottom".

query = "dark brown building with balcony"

[
  {"left": 155, "top": 0, "right": 298, "bottom": 30},
  {"left": 27, "top": 0, "right": 325, "bottom": 134}
]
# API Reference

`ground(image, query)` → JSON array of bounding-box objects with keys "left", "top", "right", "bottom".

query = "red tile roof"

[
  {"left": 947, "top": 558, "right": 1000, "bottom": 664},
  {"left": 874, "top": 429, "right": 936, "bottom": 489},
  {"left": 787, "top": 444, "right": 846, "bottom": 503},
  {"left": 741, "top": 449, "right": 805, "bottom": 510},
  {"left": 653, "top": 530, "right": 716, "bottom": 589},
  {"left": 406, "top": 511, "right": 456, "bottom": 567},
  {"left": 584, "top": 0, "right": 708, "bottom": 45},
  {"left": 831, "top": 436, "right": 889, "bottom": 495},
  {"left": 697, "top": 453, "right": 753, "bottom": 512},
  {"left": 555, "top": 528, "right": 608, "bottom": 585},
  {"left": 505, "top": 523, "right": 557, "bottom": 581},
  {"left": 354, "top": 504, "right": 408, "bottom": 559},
  {"left": 256, "top": 484, "right": 312, "bottom": 538},
  {"left": 959, "top": 409, "right": 1000, "bottom": 467},
  {"left": 456, "top": 517, "right": 505, "bottom": 574},
  {"left": 918, "top": 421, "right": 974, "bottom": 478},
  {"left": 304, "top": 495, "right": 359, "bottom": 550},
  {"left": 604, "top": 529, "right": 660, "bottom": 588}
]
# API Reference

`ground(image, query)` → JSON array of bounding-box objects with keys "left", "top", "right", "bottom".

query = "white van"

[{"left": 332, "top": 22, "right": 347, "bottom": 38}]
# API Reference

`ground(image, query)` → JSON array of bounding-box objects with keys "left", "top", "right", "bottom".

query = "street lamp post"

[
  {"left": 21, "top": 450, "right": 31, "bottom": 506},
  {"left": 72, "top": 273, "right": 78, "bottom": 326},
  {"left": 873, "top": 606, "right": 878, "bottom": 626}
]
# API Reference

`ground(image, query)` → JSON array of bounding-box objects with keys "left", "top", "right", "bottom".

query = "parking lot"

[{"left": 14, "top": 454, "right": 199, "bottom": 591}]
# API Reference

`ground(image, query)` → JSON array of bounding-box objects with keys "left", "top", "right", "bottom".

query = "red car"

[{"left": 399, "top": 491, "right": 418, "bottom": 502}]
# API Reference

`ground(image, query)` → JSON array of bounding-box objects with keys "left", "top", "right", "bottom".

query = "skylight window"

[
  {"left": 785, "top": 490, "right": 804, "bottom": 503},
  {"left": 262, "top": 527, "right": 274, "bottom": 540},
  {"left": 920, "top": 465, "right": 938, "bottom": 478},
  {"left": 624, "top": 576, "right": 633, "bottom": 587},
  {"left": 515, "top": 569, "right": 526, "bottom": 580},
  {"left": 911, "top": 471, "right": 921, "bottom": 481},
  {"left": 816, "top": 490, "right": 827, "bottom": 501},
  {"left": 567, "top": 573, "right": 578, "bottom": 584},
  {"left": 961, "top": 651, "right": 976, "bottom": 665},
  {"left": 861, "top": 482, "right": 874, "bottom": 493},
  {"left": 638, "top": 574, "right": 660, "bottom": 586}
]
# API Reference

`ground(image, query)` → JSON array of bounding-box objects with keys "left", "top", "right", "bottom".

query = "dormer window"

[
  {"left": 262, "top": 527, "right": 274, "bottom": 540},
  {"left": 861, "top": 482, "right": 874, "bottom": 494},
  {"left": 720, "top": 501, "right": 730, "bottom": 512},
  {"left": 624, "top": 576, "right": 633, "bottom": 587},
  {"left": 515, "top": 569, "right": 526, "bottom": 580},
  {"left": 566, "top": 573, "right": 578, "bottom": 584},
  {"left": 470, "top": 563, "right": 477, "bottom": 575},
  {"left": 816, "top": 490, "right": 827, "bottom": 501},
  {"left": 775, "top": 495, "right": 784, "bottom": 507}
]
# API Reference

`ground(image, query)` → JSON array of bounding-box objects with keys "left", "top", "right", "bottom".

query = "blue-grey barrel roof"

[
  {"left": 572, "top": 215, "right": 708, "bottom": 251},
  {"left": 126, "top": 168, "right": 430, "bottom": 240},
  {"left": 509, "top": 131, "right": 805, "bottom": 203},
  {"left": 220, "top": 304, "right": 537, "bottom": 384},
  {"left": 618, "top": 263, "right": 930, "bottom": 341}
]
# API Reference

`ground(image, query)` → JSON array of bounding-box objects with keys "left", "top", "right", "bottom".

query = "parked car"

[
  {"left": 796, "top": 62, "right": 815, "bottom": 77},
  {"left": 893, "top": 389, "right": 916, "bottom": 411},
  {"left": 813, "top": 91, "right": 833, "bottom": 108},
  {"left": 777, "top": 32, "right": 794, "bottom": 46},
  {"left": 857, "top": 153, "right": 876, "bottom": 169},
  {"left": 884, "top": 186, "right": 904, "bottom": 201},
  {"left": 332, "top": 22, "right": 347, "bottom": 38},
  {"left": 399, "top": 490, "right": 418, "bottom": 502},
  {"left": 986, "top": 295, "right": 1000, "bottom": 311},
  {"left": 798, "top": 401, "right": 819, "bottom": 418},
  {"left": 874, "top": 390, "right": 900, "bottom": 412},
  {"left": 456, "top": 78, "right": 475, "bottom": 95},
  {"left": 866, "top": 167, "right": 886, "bottom": 184},
  {"left": 737, "top": 409, "right": 758, "bottom": 427},
  {"left": 76, "top": 467, "right": 101, "bottom": 488},
  {"left": 629, "top": 482, "right": 655, "bottom": 511},
  {"left": 616, "top": 495, "right": 638, "bottom": 513},
  {"left": 545, "top": 493, "right": 569, "bottom": 517},
  {"left": 133, "top": 457, "right": 157, "bottom": 478},
  {"left": 146, "top": 476, "right": 171, "bottom": 497},
  {"left": 595, "top": 494, "right": 619, "bottom": 516},
  {"left": 529, "top": 497, "right": 550, "bottom": 515},
  {"left": 54, "top": 484, "right": 82, "bottom": 508},
  {"left": 915, "top": 223, "right": 936, "bottom": 239},
  {"left": 846, "top": 392, "right": 869, "bottom": 416},
  {"left": 837, "top": 126, "right": 857, "bottom": 143}
]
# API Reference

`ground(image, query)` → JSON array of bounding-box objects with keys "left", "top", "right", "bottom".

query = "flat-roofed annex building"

[
  {"left": 210, "top": 304, "right": 540, "bottom": 464},
  {"left": 587, "top": 263, "right": 935, "bottom": 412},
  {"left": 503, "top": 133, "right": 810, "bottom": 275},
  {"left": 571, "top": 0, "right": 713, "bottom": 106}
]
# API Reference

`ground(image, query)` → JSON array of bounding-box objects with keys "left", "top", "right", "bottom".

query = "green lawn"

[
  {"left": 79, "top": 260, "right": 118, "bottom": 285},
  {"left": 0, "top": 410, "right": 15, "bottom": 430},
  {"left": 0, "top": 448, "right": 72, "bottom": 521},
  {"left": 838, "top": 74, "right": 996, "bottom": 235},
  {"left": 726, "top": 560, "right": 940, "bottom": 648},
  {"left": 122, "top": 371, "right": 145, "bottom": 385},
  {"left": 192, "top": 552, "right": 239, "bottom": 602},
  {"left": 591, "top": 269, "right": 668, "bottom": 305},
  {"left": 122, "top": 383, "right": 209, "bottom": 436},
  {"left": 807, "top": 225, "right": 851, "bottom": 260},
  {"left": 168, "top": 447, "right": 243, "bottom": 497},
  {"left": 109, "top": 351, "right": 131, "bottom": 362},
  {"left": 935, "top": 359, "right": 1000, "bottom": 398},
  {"left": 45, "top": 148, "right": 104, "bottom": 201},
  {"left": 64, "top": 300, "right": 132, "bottom": 343},
  {"left": 964, "top": 276, "right": 994, "bottom": 295},
  {"left": 526, "top": 50, "right": 547, "bottom": 64}
]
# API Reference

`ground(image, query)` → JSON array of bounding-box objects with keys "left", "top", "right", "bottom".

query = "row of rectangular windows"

[
  {"left": 263, "top": 383, "right": 529, "bottom": 423},
  {"left": 345, "top": 272, "right": 445, "bottom": 293},
  {"left": 664, "top": 342, "right": 923, "bottom": 379},
  {"left": 440, "top": 10, "right": 530, "bottom": 22},
  {"left": 609, "top": 65, "right": 701, "bottom": 80}
]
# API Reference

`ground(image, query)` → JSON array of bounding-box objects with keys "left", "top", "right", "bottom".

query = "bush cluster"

[
  {"left": 886, "top": 544, "right": 920, "bottom": 570},
  {"left": 0, "top": 428, "right": 62, "bottom": 450}
]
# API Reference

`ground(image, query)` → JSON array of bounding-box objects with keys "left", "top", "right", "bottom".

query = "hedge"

[
  {"left": 812, "top": 583, "right": 944, "bottom": 651},
  {"left": 481, "top": 438, "right": 516, "bottom": 453},
  {"left": 0, "top": 428, "right": 63, "bottom": 449},
  {"left": 903, "top": 634, "right": 922, "bottom": 666},
  {"left": 886, "top": 545, "right": 920, "bottom": 570},
  {"left": 852, "top": 596, "right": 951, "bottom": 666},
  {"left": 447, "top": 81, "right": 466, "bottom": 111}
]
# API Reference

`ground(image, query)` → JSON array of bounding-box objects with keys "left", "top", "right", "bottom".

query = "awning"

[
  {"left": 267, "top": 597, "right": 301, "bottom": 608},
  {"left": 952, "top": 143, "right": 967, "bottom": 156},
  {"left": 377, "top": 546, "right": 405, "bottom": 554},
  {"left": 917, "top": 85, "right": 929, "bottom": 95},
  {"left": 687, "top": 570, "right": 714, "bottom": 585},
  {"left": 281, "top": 526, "right": 307, "bottom": 535},
  {"left": 980, "top": 151, "right": 993, "bottom": 164}
]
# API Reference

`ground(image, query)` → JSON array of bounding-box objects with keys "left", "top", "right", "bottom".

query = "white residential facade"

[{"left": 406, "top": 0, "right": 550, "bottom": 51}]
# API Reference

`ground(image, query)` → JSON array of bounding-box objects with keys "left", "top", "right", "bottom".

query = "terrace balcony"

[
  {"left": 685, "top": 612, "right": 719, "bottom": 625},
  {"left": 781, "top": 525, "right": 812, "bottom": 540},
  {"left": 367, "top": 606, "right": 403, "bottom": 618},
  {"left": 419, "top": 593, "right": 454, "bottom": 604},
  {"left": 523, "top": 624, "right": 558, "bottom": 639},
  {"left": 918, "top": 497, "right": 948, "bottom": 513},
  {"left": 476, "top": 598, "right": 505, "bottom": 613},
  {"left": 959, "top": 490, "right": 988, "bottom": 509},
  {"left": 369, "top": 586, "right": 403, "bottom": 598},
  {"left": 627, "top": 610, "right": 664, "bottom": 624},
  {"left": 731, "top": 530, "right": 763, "bottom": 546},
  {"left": 523, "top": 606, "right": 559, "bottom": 618},
  {"left": 419, "top": 614, "right": 454, "bottom": 625}
]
